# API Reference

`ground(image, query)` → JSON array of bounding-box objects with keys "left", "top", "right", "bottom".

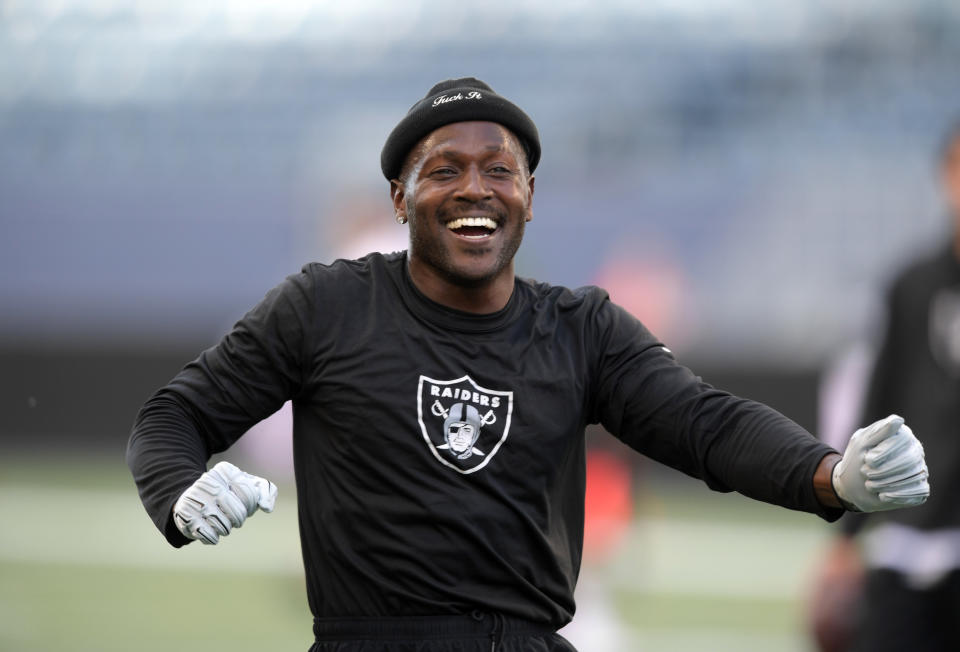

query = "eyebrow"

[{"left": 429, "top": 144, "right": 515, "bottom": 162}]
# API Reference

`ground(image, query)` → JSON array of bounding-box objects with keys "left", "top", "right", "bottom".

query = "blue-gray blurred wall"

[{"left": 3, "top": 1, "right": 959, "bottom": 447}]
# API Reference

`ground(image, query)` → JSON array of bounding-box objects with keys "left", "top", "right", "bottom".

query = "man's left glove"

[
  {"left": 172, "top": 461, "right": 278, "bottom": 545},
  {"left": 831, "top": 414, "right": 929, "bottom": 512}
]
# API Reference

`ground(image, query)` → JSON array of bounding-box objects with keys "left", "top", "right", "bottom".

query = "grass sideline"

[
  {"left": 0, "top": 452, "right": 830, "bottom": 651},
  {"left": 0, "top": 560, "right": 312, "bottom": 652}
]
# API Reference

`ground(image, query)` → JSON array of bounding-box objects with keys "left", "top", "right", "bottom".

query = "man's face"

[
  {"left": 446, "top": 421, "right": 476, "bottom": 453},
  {"left": 391, "top": 121, "right": 535, "bottom": 290}
]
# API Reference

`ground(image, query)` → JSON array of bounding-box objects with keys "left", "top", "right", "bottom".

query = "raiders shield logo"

[{"left": 417, "top": 374, "right": 513, "bottom": 474}]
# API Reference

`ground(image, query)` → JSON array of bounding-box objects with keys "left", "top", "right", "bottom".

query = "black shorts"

[{"left": 309, "top": 612, "right": 578, "bottom": 652}]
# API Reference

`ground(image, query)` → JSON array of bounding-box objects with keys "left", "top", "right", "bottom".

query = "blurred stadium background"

[{"left": 3, "top": 1, "right": 960, "bottom": 650}]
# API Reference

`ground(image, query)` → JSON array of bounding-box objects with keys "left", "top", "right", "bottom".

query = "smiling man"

[
  {"left": 128, "top": 78, "right": 929, "bottom": 652},
  {"left": 386, "top": 87, "right": 538, "bottom": 312}
]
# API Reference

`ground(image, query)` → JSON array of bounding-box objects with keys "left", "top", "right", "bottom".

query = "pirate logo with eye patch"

[{"left": 417, "top": 375, "right": 513, "bottom": 474}]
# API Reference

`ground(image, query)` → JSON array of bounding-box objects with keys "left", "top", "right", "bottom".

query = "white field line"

[{"left": 0, "top": 485, "right": 831, "bottom": 599}]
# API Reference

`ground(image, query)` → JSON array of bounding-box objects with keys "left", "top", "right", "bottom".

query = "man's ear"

[
  {"left": 525, "top": 175, "right": 535, "bottom": 222},
  {"left": 390, "top": 179, "right": 407, "bottom": 222}
]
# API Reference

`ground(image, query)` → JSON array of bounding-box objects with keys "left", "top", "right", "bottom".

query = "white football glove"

[
  {"left": 172, "top": 461, "right": 278, "bottom": 545},
  {"left": 832, "top": 414, "right": 929, "bottom": 512}
]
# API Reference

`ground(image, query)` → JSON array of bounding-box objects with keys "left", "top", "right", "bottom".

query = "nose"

[{"left": 454, "top": 164, "right": 492, "bottom": 201}]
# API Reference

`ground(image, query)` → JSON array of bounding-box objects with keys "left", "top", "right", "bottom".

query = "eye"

[
  {"left": 487, "top": 165, "right": 514, "bottom": 176},
  {"left": 429, "top": 166, "right": 458, "bottom": 178}
]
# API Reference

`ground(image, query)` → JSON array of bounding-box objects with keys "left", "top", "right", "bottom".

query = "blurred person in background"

[
  {"left": 809, "top": 120, "right": 960, "bottom": 652},
  {"left": 128, "top": 78, "right": 929, "bottom": 652}
]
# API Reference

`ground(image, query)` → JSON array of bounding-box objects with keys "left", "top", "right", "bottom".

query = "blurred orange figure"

[{"left": 582, "top": 448, "right": 633, "bottom": 562}]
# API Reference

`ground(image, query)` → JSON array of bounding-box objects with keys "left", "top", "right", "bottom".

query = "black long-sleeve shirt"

[{"left": 128, "top": 251, "right": 840, "bottom": 628}]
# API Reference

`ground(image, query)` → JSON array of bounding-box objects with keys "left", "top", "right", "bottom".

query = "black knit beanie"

[{"left": 380, "top": 77, "right": 540, "bottom": 181}]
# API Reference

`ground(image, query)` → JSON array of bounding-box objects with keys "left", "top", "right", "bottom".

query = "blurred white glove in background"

[
  {"left": 172, "top": 461, "right": 278, "bottom": 545},
  {"left": 832, "top": 414, "right": 929, "bottom": 512}
]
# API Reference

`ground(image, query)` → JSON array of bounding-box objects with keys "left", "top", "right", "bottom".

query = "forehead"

[{"left": 412, "top": 121, "right": 524, "bottom": 163}]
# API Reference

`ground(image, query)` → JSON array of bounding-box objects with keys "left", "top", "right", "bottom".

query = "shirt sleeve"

[
  {"left": 589, "top": 296, "right": 842, "bottom": 521},
  {"left": 126, "top": 268, "right": 315, "bottom": 546}
]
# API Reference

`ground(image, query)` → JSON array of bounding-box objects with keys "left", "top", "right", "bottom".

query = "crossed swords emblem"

[{"left": 431, "top": 399, "right": 497, "bottom": 459}]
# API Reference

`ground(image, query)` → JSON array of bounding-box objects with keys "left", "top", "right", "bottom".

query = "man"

[
  {"left": 810, "top": 121, "right": 960, "bottom": 652},
  {"left": 128, "top": 78, "right": 929, "bottom": 652}
]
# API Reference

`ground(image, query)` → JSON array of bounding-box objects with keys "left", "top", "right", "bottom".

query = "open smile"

[{"left": 446, "top": 216, "right": 499, "bottom": 240}]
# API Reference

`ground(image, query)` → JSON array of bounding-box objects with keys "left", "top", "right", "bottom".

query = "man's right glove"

[
  {"left": 172, "top": 461, "right": 278, "bottom": 545},
  {"left": 831, "top": 414, "right": 929, "bottom": 512}
]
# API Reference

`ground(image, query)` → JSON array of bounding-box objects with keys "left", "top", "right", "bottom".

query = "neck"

[{"left": 407, "top": 261, "right": 515, "bottom": 314}]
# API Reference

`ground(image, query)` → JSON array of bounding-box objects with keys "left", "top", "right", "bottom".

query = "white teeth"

[{"left": 446, "top": 216, "right": 497, "bottom": 231}]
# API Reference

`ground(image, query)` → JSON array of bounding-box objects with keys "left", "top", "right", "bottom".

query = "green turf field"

[{"left": 0, "top": 453, "right": 830, "bottom": 651}]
